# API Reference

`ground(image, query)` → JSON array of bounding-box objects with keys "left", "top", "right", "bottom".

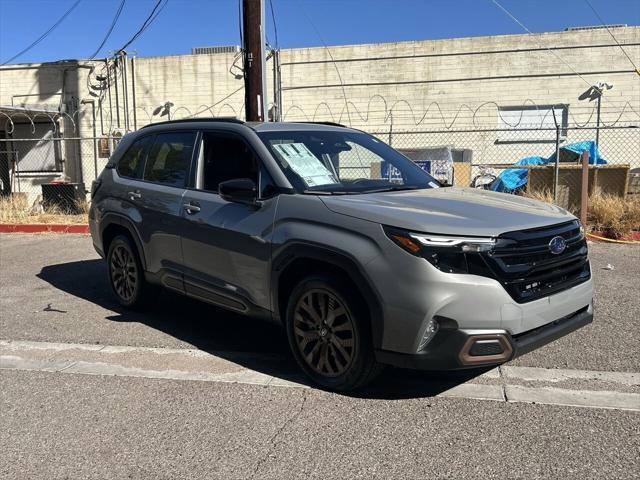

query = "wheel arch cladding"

[
  {"left": 101, "top": 214, "right": 147, "bottom": 270},
  {"left": 272, "top": 243, "right": 384, "bottom": 349}
]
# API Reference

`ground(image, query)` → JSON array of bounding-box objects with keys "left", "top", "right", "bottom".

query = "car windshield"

[{"left": 257, "top": 129, "right": 440, "bottom": 194}]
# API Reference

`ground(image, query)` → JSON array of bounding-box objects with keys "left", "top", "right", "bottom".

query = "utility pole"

[{"left": 242, "top": 0, "right": 268, "bottom": 122}]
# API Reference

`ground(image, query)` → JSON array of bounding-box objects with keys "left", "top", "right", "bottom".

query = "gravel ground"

[{"left": 1, "top": 369, "right": 638, "bottom": 480}]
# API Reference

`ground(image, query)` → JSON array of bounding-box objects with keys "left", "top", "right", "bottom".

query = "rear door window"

[
  {"left": 116, "top": 136, "right": 151, "bottom": 179},
  {"left": 143, "top": 132, "right": 196, "bottom": 188}
]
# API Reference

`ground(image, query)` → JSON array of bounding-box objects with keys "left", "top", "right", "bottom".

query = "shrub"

[
  {"left": 0, "top": 194, "right": 88, "bottom": 224},
  {"left": 589, "top": 190, "right": 640, "bottom": 238}
]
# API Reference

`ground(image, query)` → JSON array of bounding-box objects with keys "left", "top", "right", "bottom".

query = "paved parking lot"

[{"left": 1, "top": 234, "right": 639, "bottom": 479}]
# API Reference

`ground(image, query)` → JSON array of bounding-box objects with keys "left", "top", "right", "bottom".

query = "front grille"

[{"left": 481, "top": 221, "right": 591, "bottom": 303}]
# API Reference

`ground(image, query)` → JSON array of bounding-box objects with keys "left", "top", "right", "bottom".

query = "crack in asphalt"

[
  {"left": 499, "top": 365, "right": 509, "bottom": 402},
  {"left": 251, "top": 389, "right": 309, "bottom": 478}
]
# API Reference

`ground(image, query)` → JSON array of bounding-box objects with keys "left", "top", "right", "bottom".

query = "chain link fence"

[
  {"left": 0, "top": 125, "right": 638, "bottom": 215},
  {"left": 0, "top": 136, "right": 118, "bottom": 206},
  {"left": 370, "top": 125, "right": 639, "bottom": 215}
]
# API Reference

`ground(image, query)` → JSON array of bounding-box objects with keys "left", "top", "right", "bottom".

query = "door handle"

[
  {"left": 183, "top": 203, "right": 201, "bottom": 214},
  {"left": 128, "top": 191, "right": 142, "bottom": 200}
]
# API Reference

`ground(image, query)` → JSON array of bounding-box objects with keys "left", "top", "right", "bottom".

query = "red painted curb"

[{"left": 0, "top": 224, "right": 89, "bottom": 234}]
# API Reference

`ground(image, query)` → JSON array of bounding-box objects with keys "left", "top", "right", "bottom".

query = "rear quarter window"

[
  {"left": 143, "top": 132, "right": 196, "bottom": 188},
  {"left": 116, "top": 136, "right": 151, "bottom": 179}
]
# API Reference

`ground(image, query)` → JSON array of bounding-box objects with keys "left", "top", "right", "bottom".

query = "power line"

[
  {"left": 238, "top": 0, "right": 244, "bottom": 48},
  {"left": 118, "top": 0, "right": 168, "bottom": 53},
  {"left": 187, "top": 86, "right": 245, "bottom": 118},
  {"left": 299, "top": 6, "right": 352, "bottom": 127},
  {"left": 1, "top": 0, "right": 83, "bottom": 65},
  {"left": 583, "top": 0, "right": 639, "bottom": 74},
  {"left": 89, "top": 0, "right": 127, "bottom": 60},
  {"left": 489, "top": 0, "right": 593, "bottom": 88},
  {"left": 269, "top": 0, "right": 279, "bottom": 49}
]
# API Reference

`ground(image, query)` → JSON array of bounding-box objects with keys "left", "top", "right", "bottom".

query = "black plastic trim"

[
  {"left": 512, "top": 306, "right": 592, "bottom": 357},
  {"left": 271, "top": 242, "right": 385, "bottom": 348},
  {"left": 374, "top": 306, "right": 593, "bottom": 371},
  {"left": 99, "top": 213, "right": 148, "bottom": 270}
]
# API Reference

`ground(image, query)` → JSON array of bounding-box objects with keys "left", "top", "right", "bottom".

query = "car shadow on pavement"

[{"left": 38, "top": 259, "right": 489, "bottom": 400}]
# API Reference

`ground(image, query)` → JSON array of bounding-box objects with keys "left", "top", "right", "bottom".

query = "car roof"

[{"left": 139, "top": 118, "right": 357, "bottom": 133}]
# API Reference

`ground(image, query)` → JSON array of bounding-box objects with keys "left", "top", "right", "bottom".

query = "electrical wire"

[
  {"left": 118, "top": 0, "right": 168, "bottom": 53},
  {"left": 89, "top": 0, "right": 127, "bottom": 59},
  {"left": 238, "top": 0, "right": 244, "bottom": 48},
  {"left": 269, "top": 0, "right": 279, "bottom": 49},
  {"left": 187, "top": 86, "right": 245, "bottom": 118},
  {"left": 583, "top": 0, "right": 639, "bottom": 75},
  {"left": 299, "top": 6, "right": 352, "bottom": 127},
  {"left": 1, "top": 0, "right": 83, "bottom": 65},
  {"left": 489, "top": 0, "right": 594, "bottom": 88}
]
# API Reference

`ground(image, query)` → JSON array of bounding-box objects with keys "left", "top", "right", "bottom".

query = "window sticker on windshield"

[
  {"left": 428, "top": 181, "right": 440, "bottom": 188},
  {"left": 272, "top": 143, "right": 339, "bottom": 187}
]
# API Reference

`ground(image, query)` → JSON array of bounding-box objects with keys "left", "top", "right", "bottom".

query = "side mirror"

[{"left": 219, "top": 178, "right": 259, "bottom": 206}]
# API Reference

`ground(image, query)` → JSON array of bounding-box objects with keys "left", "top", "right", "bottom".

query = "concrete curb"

[{"left": 0, "top": 224, "right": 89, "bottom": 234}]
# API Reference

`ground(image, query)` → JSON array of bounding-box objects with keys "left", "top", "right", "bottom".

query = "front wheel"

[{"left": 285, "top": 275, "right": 381, "bottom": 391}]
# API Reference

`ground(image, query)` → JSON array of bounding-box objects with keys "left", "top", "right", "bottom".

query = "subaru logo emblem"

[{"left": 548, "top": 236, "right": 567, "bottom": 255}]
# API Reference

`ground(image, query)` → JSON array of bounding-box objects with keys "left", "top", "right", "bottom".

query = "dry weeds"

[{"left": 0, "top": 195, "right": 89, "bottom": 224}]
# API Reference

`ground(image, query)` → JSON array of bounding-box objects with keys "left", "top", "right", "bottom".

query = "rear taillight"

[{"left": 90, "top": 179, "right": 102, "bottom": 199}]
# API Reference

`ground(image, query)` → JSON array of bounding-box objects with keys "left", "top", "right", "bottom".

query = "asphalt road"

[
  {"left": 1, "top": 234, "right": 639, "bottom": 479},
  {"left": 1, "top": 234, "right": 638, "bottom": 371}
]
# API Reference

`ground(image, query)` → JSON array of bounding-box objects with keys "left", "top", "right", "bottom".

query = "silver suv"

[{"left": 89, "top": 119, "right": 593, "bottom": 390}]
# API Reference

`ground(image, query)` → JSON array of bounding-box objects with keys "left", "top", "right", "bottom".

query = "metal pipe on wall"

[
  {"left": 105, "top": 59, "right": 113, "bottom": 133},
  {"left": 121, "top": 52, "right": 129, "bottom": 131},
  {"left": 131, "top": 56, "right": 138, "bottom": 130},
  {"left": 113, "top": 56, "right": 120, "bottom": 128}
]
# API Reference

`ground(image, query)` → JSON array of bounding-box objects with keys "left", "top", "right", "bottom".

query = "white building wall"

[{"left": 1, "top": 26, "right": 639, "bottom": 194}]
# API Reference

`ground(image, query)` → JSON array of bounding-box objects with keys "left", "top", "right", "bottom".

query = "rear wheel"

[
  {"left": 285, "top": 275, "right": 381, "bottom": 391},
  {"left": 107, "top": 235, "right": 153, "bottom": 309}
]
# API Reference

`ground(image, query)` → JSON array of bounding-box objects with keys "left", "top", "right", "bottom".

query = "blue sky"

[{"left": 1, "top": 0, "right": 638, "bottom": 64}]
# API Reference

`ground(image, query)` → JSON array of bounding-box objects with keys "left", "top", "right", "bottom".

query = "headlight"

[{"left": 384, "top": 226, "right": 497, "bottom": 274}]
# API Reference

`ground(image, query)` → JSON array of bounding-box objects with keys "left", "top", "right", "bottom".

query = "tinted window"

[
  {"left": 201, "top": 132, "right": 258, "bottom": 192},
  {"left": 116, "top": 136, "right": 150, "bottom": 178},
  {"left": 143, "top": 132, "right": 196, "bottom": 187}
]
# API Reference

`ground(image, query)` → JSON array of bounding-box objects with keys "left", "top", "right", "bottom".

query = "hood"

[{"left": 320, "top": 187, "right": 574, "bottom": 236}]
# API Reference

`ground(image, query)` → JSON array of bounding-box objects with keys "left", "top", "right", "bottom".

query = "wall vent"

[
  {"left": 191, "top": 45, "right": 241, "bottom": 55},
  {"left": 565, "top": 24, "right": 627, "bottom": 31}
]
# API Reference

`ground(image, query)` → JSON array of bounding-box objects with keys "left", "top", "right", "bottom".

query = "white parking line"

[{"left": 1, "top": 339, "right": 639, "bottom": 411}]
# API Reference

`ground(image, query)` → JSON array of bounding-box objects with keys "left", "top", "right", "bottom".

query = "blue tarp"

[{"left": 491, "top": 141, "right": 607, "bottom": 192}]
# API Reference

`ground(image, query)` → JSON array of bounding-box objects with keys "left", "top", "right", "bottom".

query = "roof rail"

[
  {"left": 140, "top": 117, "right": 245, "bottom": 129},
  {"left": 298, "top": 121, "right": 347, "bottom": 128}
]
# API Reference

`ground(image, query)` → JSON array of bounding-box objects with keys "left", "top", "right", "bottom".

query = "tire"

[
  {"left": 285, "top": 274, "right": 382, "bottom": 391},
  {"left": 106, "top": 234, "right": 154, "bottom": 309}
]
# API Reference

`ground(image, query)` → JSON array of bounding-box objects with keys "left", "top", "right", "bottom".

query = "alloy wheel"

[
  {"left": 293, "top": 289, "right": 356, "bottom": 377},
  {"left": 110, "top": 244, "right": 138, "bottom": 302}
]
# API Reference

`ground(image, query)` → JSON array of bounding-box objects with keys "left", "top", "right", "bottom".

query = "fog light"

[{"left": 418, "top": 318, "right": 439, "bottom": 350}]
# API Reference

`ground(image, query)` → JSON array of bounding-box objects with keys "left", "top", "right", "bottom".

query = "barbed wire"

[
  {"left": 281, "top": 95, "right": 640, "bottom": 130},
  {"left": 2, "top": 95, "right": 638, "bottom": 137}
]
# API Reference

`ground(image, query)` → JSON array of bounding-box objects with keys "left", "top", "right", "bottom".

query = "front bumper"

[{"left": 374, "top": 303, "right": 593, "bottom": 370}]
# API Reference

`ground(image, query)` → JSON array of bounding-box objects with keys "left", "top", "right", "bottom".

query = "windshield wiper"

[
  {"left": 359, "top": 185, "right": 423, "bottom": 194},
  {"left": 302, "top": 190, "right": 360, "bottom": 195}
]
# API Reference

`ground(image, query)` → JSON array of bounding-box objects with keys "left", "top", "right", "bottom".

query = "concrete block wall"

[
  {"left": 1, "top": 26, "right": 639, "bottom": 194},
  {"left": 279, "top": 27, "right": 640, "bottom": 132}
]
